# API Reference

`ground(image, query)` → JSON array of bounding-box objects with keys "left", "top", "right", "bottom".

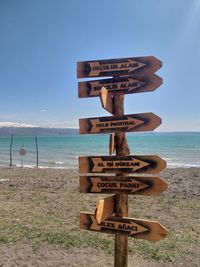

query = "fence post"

[
  {"left": 9, "top": 134, "right": 14, "bottom": 167},
  {"left": 35, "top": 136, "right": 39, "bottom": 167}
]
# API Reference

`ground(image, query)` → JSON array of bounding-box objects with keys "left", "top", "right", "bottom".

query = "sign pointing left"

[{"left": 80, "top": 213, "right": 167, "bottom": 241}]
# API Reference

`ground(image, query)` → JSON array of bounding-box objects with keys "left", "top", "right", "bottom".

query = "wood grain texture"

[
  {"left": 100, "top": 87, "right": 114, "bottom": 114},
  {"left": 79, "top": 112, "right": 161, "bottom": 134},
  {"left": 78, "top": 74, "right": 162, "bottom": 98},
  {"left": 77, "top": 56, "right": 162, "bottom": 78},
  {"left": 79, "top": 176, "right": 168, "bottom": 195},
  {"left": 79, "top": 155, "right": 166, "bottom": 174},
  {"left": 109, "top": 133, "right": 115, "bottom": 155},
  {"left": 95, "top": 195, "right": 115, "bottom": 224},
  {"left": 113, "top": 94, "right": 128, "bottom": 267},
  {"left": 80, "top": 213, "right": 168, "bottom": 241}
]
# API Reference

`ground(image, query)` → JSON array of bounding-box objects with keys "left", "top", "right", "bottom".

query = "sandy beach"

[{"left": 0, "top": 167, "right": 199, "bottom": 267}]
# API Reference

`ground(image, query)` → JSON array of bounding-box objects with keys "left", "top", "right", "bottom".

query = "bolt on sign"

[{"left": 77, "top": 55, "right": 168, "bottom": 267}]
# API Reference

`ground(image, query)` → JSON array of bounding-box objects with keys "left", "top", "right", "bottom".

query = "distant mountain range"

[{"left": 0, "top": 127, "right": 79, "bottom": 136}]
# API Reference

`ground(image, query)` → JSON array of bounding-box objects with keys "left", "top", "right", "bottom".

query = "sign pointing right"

[
  {"left": 79, "top": 112, "right": 161, "bottom": 134},
  {"left": 78, "top": 74, "right": 162, "bottom": 98},
  {"left": 77, "top": 56, "right": 162, "bottom": 78},
  {"left": 79, "top": 155, "right": 166, "bottom": 174},
  {"left": 80, "top": 176, "right": 168, "bottom": 195}
]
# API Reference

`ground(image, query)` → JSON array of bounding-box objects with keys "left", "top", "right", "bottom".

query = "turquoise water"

[{"left": 0, "top": 133, "right": 200, "bottom": 168}]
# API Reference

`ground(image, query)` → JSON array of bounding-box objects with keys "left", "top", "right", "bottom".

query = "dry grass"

[{"left": 0, "top": 167, "right": 199, "bottom": 266}]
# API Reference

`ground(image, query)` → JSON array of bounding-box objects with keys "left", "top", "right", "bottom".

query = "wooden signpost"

[
  {"left": 77, "top": 55, "right": 168, "bottom": 267},
  {"left": 77, "top": 56, "right": 162, "bottom": 78},
  {"left": 79, "top": 112, "right": 161, "bottom": 134},
  {"left": 78, "top": 74, "right": 162, "bottom": 98},
  {"left": 100, "top": 87, "right": 114, "bottom": 114},
  {"left": 80, "top": 176, "right": 168, "bottom": 195},
  {"left": 80, "top": 213, "right": 167, "bottom": 241},
  {"left": 79, "top": 155, "right": 166, "bottom": 174},
  {"left": 95, "top": 195, "right": 116, "bottom": 223},
  {"left": 109, "top": 133, "right": 115, "bottom": 155}
]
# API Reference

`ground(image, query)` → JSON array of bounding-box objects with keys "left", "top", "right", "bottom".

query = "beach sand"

[{"left": 0, "top": 167, "right": 199, "bottom": 267}]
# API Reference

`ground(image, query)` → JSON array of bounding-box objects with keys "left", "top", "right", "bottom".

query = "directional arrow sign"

[
  {"left": 80, "top": 176, "right": 168, "bottom": 195},
  {"left": 79, "top": 113, "right": 161, "bottom": 134},
  {"left": 78, "top": 74, "right": 162, "bottom": 98},
  {"left": 80, "top": 213, "right": 168, "bottom": 241},
  {"left": 77, "top": 56, "right": 162, "bottom": 78},
  {"left": 79, "top": 155, "right": 166, "bottom": 174}
]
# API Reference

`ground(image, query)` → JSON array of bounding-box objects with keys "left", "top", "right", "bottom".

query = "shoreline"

[{"left": 0, "top": 164, "right": 200, "bottom": 170}]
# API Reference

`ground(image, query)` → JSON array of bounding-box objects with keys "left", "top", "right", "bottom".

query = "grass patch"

[{"left": 0, "top": 172, "right": 199, "bottom": 265}]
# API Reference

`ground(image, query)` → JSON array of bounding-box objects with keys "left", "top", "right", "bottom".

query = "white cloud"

[
  {"left": 0, "top": 122, "right": 38, "bottom": 128},
  {"left": 37, "top": 120, "right": 78, "bottom": 128}
]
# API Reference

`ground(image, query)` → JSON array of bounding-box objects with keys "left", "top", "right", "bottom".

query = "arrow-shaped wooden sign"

[
  {"left": 80, "top": 176, "right": 168, "bottom": 195},
  {"left": 78, "top": 74, "right": 162, "bottom": 98},
  {"left": 80, "top": 213, "right": 167, "bottom": 241},
  {"left": 79, "top": 155, "right": 166, "bottom": 174},
  {"left": 77, "top": 56, "right": 162, "bottom": 78},
  {"left": 79, "top": 112, "right": 161, "bottom": 134}
]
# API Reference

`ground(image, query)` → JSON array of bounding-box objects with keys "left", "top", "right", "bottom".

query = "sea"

[{"left": 0, "top": 131, "right": 199, "bottom": 169}]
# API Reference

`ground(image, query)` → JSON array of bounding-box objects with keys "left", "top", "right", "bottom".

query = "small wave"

[
  {"left": 38, "top": 166, "right": 67, "bottom": 169},
  {"left": 41, "top": 161, "right": 65, "bottom": 166},
  {"left": 167, "top": 163, "right": 200, "bottom": 168},
  {"left": 55, "top": 161, "right": 65, "bottom": 165},
  {"left": 15, "top": 164, "right": 36, "bottom": 168}
]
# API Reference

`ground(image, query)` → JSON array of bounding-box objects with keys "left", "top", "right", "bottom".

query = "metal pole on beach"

[
  {"left": 9, "top": 134, "right": 14, "bottom": 167},
  {"left": 35, "top": 136, "right": 39, "bottom": 167}
]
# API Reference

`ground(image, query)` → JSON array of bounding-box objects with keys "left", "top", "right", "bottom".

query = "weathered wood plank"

[
  {"left": 95, "top": 195, "right": 115, "bottom": 224},
  {"left": 77, "top": 56, "right": 162, "bottom": 78},
  {"left": 79, "top": 155, "right": 166, "bottom": 174},
  {"left": 100, "top": 87, "right": 114, "bottom": 114},
  {"left": 113, "top": 94, "right": 128, "bottom": 267},
  {"left": 80, "top": 176, "right": 168, "bottom": 195},
  {"left": 79, "top": 112, "right": 161, "bottom": 134},
  {"left": 78, "top": 74, "right": 162, "bottom": 97},
  {"left": 80, "top": 213, "right": 168, "bottom": 241},
  {"left": 109, "top": 133, "right": 115, "bottom": 155}
]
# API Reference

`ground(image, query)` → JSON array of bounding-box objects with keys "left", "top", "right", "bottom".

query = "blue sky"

[{"left": 0, "top": 0, "right": 199, "bottom": 131}]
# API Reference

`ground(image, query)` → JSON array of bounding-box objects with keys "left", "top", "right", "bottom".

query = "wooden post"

[
  {"left": 35, "top": 136, "right": 39, "bottom": 168},
  {"left": 9, "top": 134, "right": 14, "bottom": 167},
  {"left": 114, "top": 94, "right": 130, "bottom": 267}
]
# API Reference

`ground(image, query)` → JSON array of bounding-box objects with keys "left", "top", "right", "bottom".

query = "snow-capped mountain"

[
  {"left": 0, "top": 122, "right": 38, "bottom": 128},
  {"left": 0, "top": 122, "right": 78, "bottom": 136}
]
